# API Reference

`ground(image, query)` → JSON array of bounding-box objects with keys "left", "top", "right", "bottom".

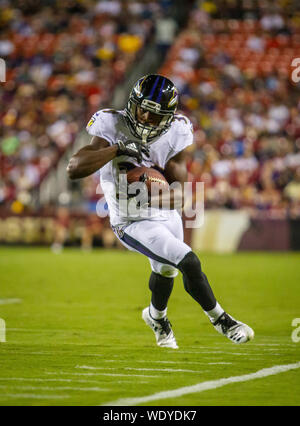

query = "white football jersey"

[{"left": 86, "top": 109, "right": 193, "bottom": 226}]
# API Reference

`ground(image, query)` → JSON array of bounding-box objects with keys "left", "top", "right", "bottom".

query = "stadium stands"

[
  {"left": 158, "top": 0, "right": 300, "bottom": 218},
  {"left": 1, "top": 0, "right": 300, "bottom": 248},
  {"left": 0, "top": 0, "right": 167, "bottom": 210},
  {"left": 76, "top": 1, "right": 300, "bottom": 222}
]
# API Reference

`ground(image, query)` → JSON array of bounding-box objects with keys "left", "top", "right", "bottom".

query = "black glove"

[{"left": 116, "top": 140, "right": 150, "bottom": 163}]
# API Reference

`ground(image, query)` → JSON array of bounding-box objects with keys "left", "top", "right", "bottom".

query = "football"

[{"left": 126, "top": 166, "right": 169, "bottom": 193}]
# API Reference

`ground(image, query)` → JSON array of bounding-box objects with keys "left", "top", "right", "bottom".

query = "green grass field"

[{"left": 0, "top": 247, "right": 300, "bottom": 406}]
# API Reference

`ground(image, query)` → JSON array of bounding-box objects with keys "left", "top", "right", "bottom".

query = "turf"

[{"left": 0, "top": 247, "right": 300, "bottom": 406}]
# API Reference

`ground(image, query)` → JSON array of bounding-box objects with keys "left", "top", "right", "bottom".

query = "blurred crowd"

[
  {"left": 1, "top": 0, "right": 300, "bottom": 244},
  {"left": 0, "top": 0, "right": 173, "bottom": 210},
  {"left": 79, "top": 0, "right": 300, "bottom": 221},
  {"left": 158, "top": 0, "right": 300, "bottom": 218}
]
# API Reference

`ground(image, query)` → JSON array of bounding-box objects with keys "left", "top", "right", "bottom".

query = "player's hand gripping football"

[
  {"left": 116, "top": 140, "right": 150, "bottom": 163},
  {"left": 116, "top": 170, "right": 150, "bottom": 212}
]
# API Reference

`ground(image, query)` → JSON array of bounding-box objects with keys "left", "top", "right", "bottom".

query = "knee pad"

[
  {"left": 177, "top": 251, "right": 201, "bottom": 275},
  {"left": 178, "top": 251, "right": 205, "bottom": 293},
  {"left": 178, "top": 252, "right": 216, "bottom": 310}
]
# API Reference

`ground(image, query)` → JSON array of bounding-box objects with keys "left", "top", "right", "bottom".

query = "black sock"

[
  {"left": 149, "top": 272, "right": 174, "bottom": 311},
  {"left": 178, "top": 251, "right": 216, "bottom": 311}
]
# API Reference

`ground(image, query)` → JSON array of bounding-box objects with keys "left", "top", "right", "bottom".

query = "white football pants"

[{"left": 113, "top": 211, "right": 192, "bottom": 278}]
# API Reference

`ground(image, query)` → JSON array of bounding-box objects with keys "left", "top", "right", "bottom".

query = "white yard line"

[
  {"left": 0, "top": 393, "right": 69, "bottom": 400},
  {"left": 45, "top": 371, "right": 161, "bottom": 378},
  {"left": 76, "top": 365, "right": 208, "bottom": 374},
  {"left": 1, "top": 350, "right": 104, "bottom": 357},
  {"left": 173, "top": 350, "right": 279, "bottom": 356},
  {"left": 0, "top": 377, "right": 148, "bottom": 384},
  {"left": 102, "top": 361, "right": 300, "bottom": 406},
  {"left": 0, "top": 377, "right": 104, "bottom": 384},
  {"left": 115, "top": 380, "right": 150, "bottom": 384},
  {"left": 7, "top": 328, "right": 73, "bottom": 332},
  {"left": 125, "top": 367, "right": 208, "bottom": 373},
  {"left": 205, "top": 362, "right": 233, "bottom": 365},
  {"left": 103, "top": 360, "right": 232, "bottom": 365},
  {"left": 0, "top": 298, "right": 22, "bottom": 305},
  {"left": 0, "top": 384, "right": 108, "bottom": 392}
]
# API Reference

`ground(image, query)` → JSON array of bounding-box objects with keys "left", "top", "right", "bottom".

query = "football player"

[{"left": 67, "top": 74, "right": 254, "bottom": 348}]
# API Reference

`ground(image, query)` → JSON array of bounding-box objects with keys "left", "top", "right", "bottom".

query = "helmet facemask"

[
  {"left": 124, "top": 74, "right": 178, "bottom": 143},
  {"left": 126, "top": 97, "right": 174, "bottom": 142}
]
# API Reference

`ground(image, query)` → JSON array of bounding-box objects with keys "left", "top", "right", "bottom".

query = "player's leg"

[
  {"left": 152, "top": 214, "right": 223, "bottom": 337},
  {"left": 118, "top": 218, "right": 218, "bottom": 344},
  {"left": 112, "top": 222, "right": 175, "bottom": 320},
  {"left": 115, "top": 219, "right": 186, "bottom": 348},
  {"left": 147, "top": 217, "right": 179, "bottom": 318},
  {"left": 177, "top": 251, "right": 254, "bottom": 343},
  {"left": 159, "top": 211, "right": 254, "bottom": 344},
  {"left": 144, "top": 214, "right": 180, "bottom": 346},
  {"left": 152, "top": 212, "right": 217, "bottom": 312},
  {"left": 142, "top": 270, "right": 178, "bottom": 349},
  {"left": 149, "top": 271, "right": 174, "bottom": 317},
  {"left": 114, "top": 219, "right": 254, "bottom": 345}
]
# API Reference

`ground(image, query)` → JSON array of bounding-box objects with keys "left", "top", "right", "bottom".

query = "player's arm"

[
  {"left": 67, "top": 136, "right": 117, "bottom": 180},
  {"left": 67, "top": 134, "right": 149, "bottom": 180},
  {"left": 164, "top": 149, "right": 188, "bottom": 185},
  {"left": 149, "top": 149, "right": 188, "bottom": 210}
]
